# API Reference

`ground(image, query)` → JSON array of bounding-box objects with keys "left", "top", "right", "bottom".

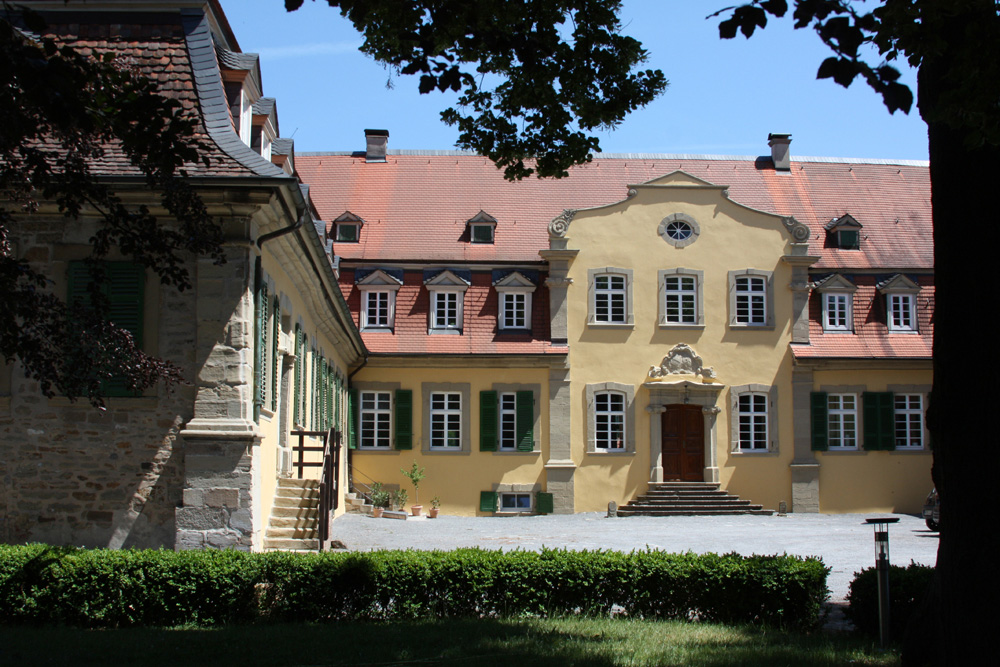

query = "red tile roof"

[
  {"left": 341, "top": 269, "right": 553, "bottom": 355},
  {"left": 793, "top": 276, "right": 934, "bottom": 360},
  {"left": 297, "top": 152, "right": 932, "bottom": 270}
]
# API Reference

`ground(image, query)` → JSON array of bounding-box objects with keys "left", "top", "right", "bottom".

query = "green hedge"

[
  {"left": 845, "top": 562, "right": 934, "bottom": 640},
  {"left": 0, "top": 545, "right": 829, "bottom": 630}
]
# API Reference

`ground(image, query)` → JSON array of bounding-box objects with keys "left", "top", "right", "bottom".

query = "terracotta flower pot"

[
  {"left": 428, "top": 508, "right": 439, "bottom": 518},
  {"left": 372, "top": 506, "right": 384, "bottom": 518},
  {"left": 410, "top": 504, "right": 423, "bottom": 516}
]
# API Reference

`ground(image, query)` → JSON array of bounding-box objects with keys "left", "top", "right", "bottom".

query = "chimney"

[
  {"left": 365, "top": 129, "right": 389, "bottom": 163},
  {"left": 768, "top": 133, "right": 792, "bottom": 171}
]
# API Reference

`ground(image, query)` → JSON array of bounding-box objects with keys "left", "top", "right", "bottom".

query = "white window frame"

[
  {"left": 730, "top": 383, "right": 777, "bottom": 453},
  {"left": 494, "top": 271, "right": 536, "bottom": 332},
  {"left": 827, "top": 393, "right": 858, "bottom": 450},
  {"left": 356, "top": 269, "right": 402, "bottom": 332},
  {"left": 336, "top": 223, "right": 360, "bottom": 242},
  {"left": 363, "top": 291, "right": 393, "bottom": 329},
  {"left": 893, "top": 393, "right": 925, "bottom": 450},
  {"left": 499, "top": 392, "right": 518, "bottom": 450},
  {"left": 594, "top": 391, "right": 626, "bottom": 451},
  {"left": 588, "top": 268, "right": 634, "bottom": 327},
  {"left": 499, "top": 492, "right": 533, "bottom": 512},
  {"left": 658, "top": 269, "right": 704, "bottom": 327},
  {"left": 888, "top": 293, "right": 917, "bottom": 332},
  {"left": 359, "top": 390, "right": 393, "bottom": 449},
  {"left": 823, "top": 292, "right": 851, "bottom": 331},
  {"left": 422, "top": 382, "right": 470, "bottom": 453},
  {"left": 429, "top": 391, "right": 462, "bottom": 449},
  {"left": 729, "top": 269, "right": 774, "bottom": 328},
  {"left": 425, "top": 270, "right": 470, "bottom": 334},
  {"left": 585, "top": 382, "right": 636, "bottom": 453}
]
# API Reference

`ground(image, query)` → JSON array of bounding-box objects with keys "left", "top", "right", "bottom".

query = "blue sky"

[{"left": 220, "top": 0, "right": 928, "bottom": 161}]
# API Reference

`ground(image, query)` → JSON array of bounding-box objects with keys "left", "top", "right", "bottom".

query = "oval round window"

[{"left": 665, "top": 220, "right": 693, "bottom": 241}]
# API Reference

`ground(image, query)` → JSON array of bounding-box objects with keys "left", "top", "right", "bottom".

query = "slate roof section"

[{"left": 297, "top": 152, "right": 932, "bottom": 270}]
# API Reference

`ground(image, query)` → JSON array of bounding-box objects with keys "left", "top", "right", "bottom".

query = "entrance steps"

[
  {"left": 617, "top": 482, "right": 773, "bottom": 516},
  {"left": 263, "top": 478, "right": 321, "bottom": 551}
]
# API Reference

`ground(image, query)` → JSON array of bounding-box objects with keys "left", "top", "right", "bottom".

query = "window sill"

[
  {"left": 494, "top": 448, "right": 541, "bottom": 455},
  {"left": 586, "top": 322, "right": 634, "bottom": 329},
  {"left": 729, "top": 324, "right": 776, "bottom": 331},
  {"left": 887, "top": 330, "right": 920, "bottom": 335},
  {"left": 423, "top": 448, "right": 471, "bottom": 455},
  {"left": 586, "top": 449, "right": 634, "bottom": 456},
  {"left": 822, "top": 329, "right": 854, "bottom": 334},
  {"left": 730, "top": 449, "right": 779, "bottom": 456},
  {"left": 658, "top": 322, "right": 705, "bottom": 330},
  {"left": 891, "top": 447, "right": 929, "bottom": 454},
  {"left": 494, "top": 511, "right": 535, "bottom": 517},
  {"left": 818, "top": 448, "right": 863, "bottom": 455},
  {"left": 428, "top": 329, "right": 462, "bottom": 335},
  {"left": 361, "top": 327, "right": 394, "bottom": 333},
  {"left": 356, "top": 447, "right": 398, "bottom": 454}
]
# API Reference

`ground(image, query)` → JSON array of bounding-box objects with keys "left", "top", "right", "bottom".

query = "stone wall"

[{"left": 0, "top": 216, "right": 198, "bottom": 547}]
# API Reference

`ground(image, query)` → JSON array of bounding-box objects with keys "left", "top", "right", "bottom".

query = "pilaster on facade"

[
  {"left": 789, "top": 366, "right": 820, "bottom": 512},
  {"left": 781, "top": 243, "right": 819, "bottom": 344},
  {"left": 544, "top": 364, "right": 576, "bottom": 513}
]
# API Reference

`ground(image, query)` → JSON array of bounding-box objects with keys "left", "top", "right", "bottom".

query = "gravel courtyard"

[{"left": 330, "top": 511, "right": 938, "bottom": 602}]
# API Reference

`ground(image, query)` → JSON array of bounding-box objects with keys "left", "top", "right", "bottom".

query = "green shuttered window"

[
  {"left": 394, "top": 389, "right": 413, "bottom": 450},
  {"left": 863, "top": 392, "right": 895, "bottom": 451},
  {"left": 67, "top": 261, "right": 145, "bottom": 397},
  {"left": 480, "top": 390, "right": 534, "bottom": 452}
]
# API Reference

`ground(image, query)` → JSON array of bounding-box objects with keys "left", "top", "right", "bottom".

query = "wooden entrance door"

[{"left": 661, "top": 405, "right": 704, "bottom": 482}]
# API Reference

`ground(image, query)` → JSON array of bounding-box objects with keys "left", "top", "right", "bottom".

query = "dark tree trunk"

[{"left": 906, "top": 3, "right": 1000, "bottom": 662}]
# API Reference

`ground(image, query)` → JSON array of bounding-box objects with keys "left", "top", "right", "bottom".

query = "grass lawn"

[{"left": 0, "top": 617, "right": 897, "bottom": 666}]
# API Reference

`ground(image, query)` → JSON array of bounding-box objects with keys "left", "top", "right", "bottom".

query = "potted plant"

[
  {"left": 391, "top": 488, "right": 408, "bottom": 513},
  {"left": 369, "top": 482, "right": 390, "bottom": 518},
  {"left": 401, "top": 461, "right": 426, "bottom": 516},
  {"left": 429, "top": 496, "right": 441, "bottom": 518}
]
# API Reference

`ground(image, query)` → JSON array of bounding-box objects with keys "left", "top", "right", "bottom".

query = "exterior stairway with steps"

[
  {"left": 263, "top": 478, "right": 321, "bottom": 551},
  {"left": 617, "top": 482, "right": 773, "bottom": 516}
]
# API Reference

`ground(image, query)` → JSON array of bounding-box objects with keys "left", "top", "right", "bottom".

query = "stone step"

[
  {"left": 623, "top": 503, "right": 763, "bottom": 512},
  {"left": 263, "top": 537, "right": 320, "bottom": 551},
  {"left": 268, "top": 516, "right": 318, "bottom": 529},
  {"left": 274, "top": 496, "right": 318, "bottom": 508},
  {"left": 637, "top": 493, "right": 741, "bottom": 502},
  {"left": 276, "top": 478, "right": 320, "bottom": 489},
  {"left": 271, "top": 506, "right": 319, "bottom": 519},
  {"left": 266, "top": 527, "right": 318, "bottom": 539},
  {"left": 618, "top": 508, "right": 772, "bottom": 517}
]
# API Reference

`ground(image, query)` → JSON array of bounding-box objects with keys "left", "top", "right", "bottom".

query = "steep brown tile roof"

[
  {"left": 27, "top": 8, "right": 285, "bottom": 180},
  {"left": 297, "top": 152, "right": 932, "bottom": 270}
]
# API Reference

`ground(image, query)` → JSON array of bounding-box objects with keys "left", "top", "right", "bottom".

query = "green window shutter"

[
  {"left": 810, "top": 392, "right": 828, "bottom": 451},
  {"left": 271, "top": 297, "right": 280, "bottom": 412},
  {"left": 347, "top": 388, "right": 358, "bottom": 449},
  {"left": 515, "top": 390, "right": 534, "bottom": 451},
  {"left": 104, "top": 262, "right": 146, "bottom": 397},
  {"left": 293, "top": 326, "right": 302, "bottom": 425},
  {"left": 335, "top": 374, "right": 342, "bottom": 428},
  {"left": 320, "top": 358, "right": 328, "bottom": 430},
  {"left": 395, "top": 389, "right": 413, "bottom": 449},
  {"left": 479, "top": 390, "right": 498, "bottom": 451},
  {"left": 480, "top": 491, "right": 498, "bottom": 513},
  {"left": 536, "top": 492, "right": 554, "bottom": 514},
  {"left": 68, "top": 262, "right": 145, "bottom": 398},
  {"left": 863, "top": 392, "right": 895, "bottom": 450},
  {"left": 253, "top": 269, "right": 266, "bottom": 422}
]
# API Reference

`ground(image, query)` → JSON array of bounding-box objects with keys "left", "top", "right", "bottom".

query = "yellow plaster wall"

[
  {"left": 255, "top": 251, "right": 356, "bottom": 536},
  {"left": 812, "top": 367, "right": 933, "bottom": 513},
  {"left": 565, "top": 177, "right": 797, "bottom": 512},
  {"left": 349, "top": 365, "right": 550, "bottom": 516}
]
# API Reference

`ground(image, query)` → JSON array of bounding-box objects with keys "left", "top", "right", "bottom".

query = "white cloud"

[{"left": 255, "top": 42, "right": 360, "bottom": 60}]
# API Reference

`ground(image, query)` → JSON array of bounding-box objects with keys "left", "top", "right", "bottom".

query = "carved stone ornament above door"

[{"left": 648, "top": 344, "right": 717, "bottom": 380}]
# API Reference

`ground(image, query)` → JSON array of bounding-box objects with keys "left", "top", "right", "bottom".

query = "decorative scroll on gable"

[{"left": 648, "top": 344, "right": 717, "bottom": 380}]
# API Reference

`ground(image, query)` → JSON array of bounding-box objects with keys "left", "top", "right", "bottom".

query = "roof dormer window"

[
  {"left": 812, "top": 274, "right": 857, "bottom": 333},
  {"left": 334, "top": 211, "right": 364, "bottom": 243},
  {"left": 467, "top": 211, "right": 497, "bottom": 244},
  {"left": 878, "top": 274, "right": 922, "bottom": 333},
  {"left": 825, "top": 214, "right": 862, "bottom": 250}
]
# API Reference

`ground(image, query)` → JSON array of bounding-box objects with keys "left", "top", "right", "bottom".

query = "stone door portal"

[{"left": 661, "top": 404, "right": 705, "bottom": 482}]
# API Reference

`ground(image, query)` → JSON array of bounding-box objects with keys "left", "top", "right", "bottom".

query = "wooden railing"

[
  {"left": 318, "top": 429, "right": 341, "bottom": 546},
  {"left": 290, "top": 428, "right": 341, "bottom": 550}
]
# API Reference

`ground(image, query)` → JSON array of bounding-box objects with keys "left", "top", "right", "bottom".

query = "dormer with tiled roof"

[
  {"left": 825, "top": 214, "right": 863, "bottom": 250},
  {"left": 467, "top": 211, "right": 498, "bottom": 244}
]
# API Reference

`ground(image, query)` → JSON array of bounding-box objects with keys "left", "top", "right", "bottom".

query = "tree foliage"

[
  {"left": 1, "top": 3, "right": 224, "bottom": 406},
  {"left": 285, "top": 0, "right": 667, "bottom": 180}
]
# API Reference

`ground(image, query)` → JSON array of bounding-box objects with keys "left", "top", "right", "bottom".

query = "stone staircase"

[
  {"left": 263, "top": 478, "right": 321, "bottom": 551},
  {"left": 617, "top": 482, "right": 773, "bottom": 516}
]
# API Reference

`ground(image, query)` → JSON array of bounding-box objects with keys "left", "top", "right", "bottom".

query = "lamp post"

[{"left": 865, "top": 517, "right": 899, "bottom": 648}]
